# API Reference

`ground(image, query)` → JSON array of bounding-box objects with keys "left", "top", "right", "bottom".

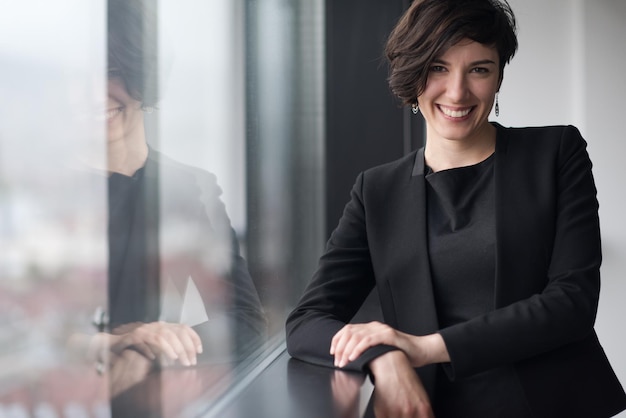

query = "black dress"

[{"left": 425, "top": 154, "right": 532, "bottom": 417}]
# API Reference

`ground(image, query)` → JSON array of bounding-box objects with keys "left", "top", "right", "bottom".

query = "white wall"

[
  {"left": 583, "top": 2, "right": 626, "bottom": 407},
  {"left": 503, "top": 0, "right": 626, "bottom": 409}
]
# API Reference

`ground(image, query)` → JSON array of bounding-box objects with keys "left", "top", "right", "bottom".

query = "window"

[{"left": 0, "top": 0, "right": 324, "bottom": 416}]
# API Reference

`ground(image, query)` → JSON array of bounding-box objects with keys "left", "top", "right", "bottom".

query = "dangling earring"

[
  {"left": 411, "top": 103, "right": 419, "bottom": 115},
  {"left": 495, "top": 93, "right": 500, "bottom": 117}
]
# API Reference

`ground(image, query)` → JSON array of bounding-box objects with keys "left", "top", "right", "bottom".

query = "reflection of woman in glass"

[
  {"left": 286, "top": 1, "right": 626, "bottom": 417},
  {"left": 97, "top": 0, "right": 266, "bottom": 376}
]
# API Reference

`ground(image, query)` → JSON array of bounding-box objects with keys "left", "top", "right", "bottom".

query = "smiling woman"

[
  {"left": 418, "top": 40, "right": 500, "bottom": 171},
  {"left": 286, "top": 0, "right": 626, "bottom": 417}
]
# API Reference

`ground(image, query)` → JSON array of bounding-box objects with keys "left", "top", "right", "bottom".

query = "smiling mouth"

[
  {"left": 106, "top": 107, "right": 123, "bottom": 121},
  {"left": 438, "top": 105, "right": 473, "bottom": 118}
]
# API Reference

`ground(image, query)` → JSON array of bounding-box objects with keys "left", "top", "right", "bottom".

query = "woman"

[
  {"left": 83, "top": 0, "right": 267, "bottom": 379},
  {"left": 286, "top": 1, "right": 626, "bottom": 417}
]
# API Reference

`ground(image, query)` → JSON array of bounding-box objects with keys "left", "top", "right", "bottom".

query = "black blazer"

[
  {"left": 286, "top": 124, "right": 626, "bottom": 418},
  {"left": 108, "top": 149, "right": 267, "bottom": 361}
]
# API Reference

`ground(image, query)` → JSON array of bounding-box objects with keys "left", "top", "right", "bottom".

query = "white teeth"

[
  {"left": 440, "top": 107, "right": 471, "bottom": 118},
  {"left": 106, "top": 108, "right": 122, "bottom": 120}
]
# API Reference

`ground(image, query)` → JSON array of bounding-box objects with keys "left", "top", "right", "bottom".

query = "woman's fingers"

[
  {"left": 171, "top": 326, "right": 201, "bottom": 366},
  {"left": 130, "top": 341, "right": 157, "bottom": 361},
  {"left": 112, "top": 330, "right": 161, "bottom": 360},
  {"left": 331, "top": 322, "right": 396, "bottom": 368},
  {"left": 113, "top": 322, "right": 203, "bottom": 366},
  {"left": 336, "top": 331, "right": 360, "bottom": 368},
  {"left": 331, "top": 324, "right": 448, "bottom": 371},
  {"left": 189, "top": 326, "right": 203, "bottom": 354},
  {"left": 331, "top": 325, "right": 361, "bottom": 366},
  {"left": 152, "top": 323, "right": 202, "bottom": 366},
  {"left": 156, "top": 326, "right": 186, "bottom": 363}
]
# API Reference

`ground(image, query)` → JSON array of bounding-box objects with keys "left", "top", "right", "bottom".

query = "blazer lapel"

[
  {"left": 494, "top": 125, "right": 552, "bottom": 308},
  {"left": 494, "top": 125, "right": 542, "bottom": 309},
  {"left": 382, "top": 148, "right": 439, "bottom": 336},
  {"left": 494, "top": 127, "right": 515, "bottom": 308}
]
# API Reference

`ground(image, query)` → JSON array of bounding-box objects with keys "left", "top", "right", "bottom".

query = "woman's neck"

[
  {"left": 107, "top": 129, "right": 149, "bottom": 177},
  {"left": 424, "top": 123, "right": 496, "bottom": 172}
]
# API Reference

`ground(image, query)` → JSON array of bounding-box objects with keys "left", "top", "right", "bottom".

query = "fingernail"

[{"left": 197, "top": 345, "right": 203, "bottom": 354}]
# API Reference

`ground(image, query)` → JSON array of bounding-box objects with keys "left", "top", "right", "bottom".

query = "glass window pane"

[
  {"left": 0, "top": 0, "right": 110, "bottom": 414},
  {"left": 0, "top": 0, "right": 324, "bottom": 415}
]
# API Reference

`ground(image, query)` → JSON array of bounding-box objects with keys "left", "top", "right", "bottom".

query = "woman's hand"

[
  {"left": 331, "top": 370, "right": 364, "bottom": 418},
  {"left": 108, "top": 348, "right": 154, "bottom": 397},
  {"left": 330, "top": 321, "right": 449, "bottom": 368},
  {"left": 369, "top": 350, "right": 434, "bottom": 418},
  {"left": 110, "top": 321, "right": 203, "bottom": 367}
]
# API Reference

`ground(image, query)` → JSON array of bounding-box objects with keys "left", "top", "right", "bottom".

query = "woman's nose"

[{"left": 446, "top": 72, "right": 470, "bottom": 102}]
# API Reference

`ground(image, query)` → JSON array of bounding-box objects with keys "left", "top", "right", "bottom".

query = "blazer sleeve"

[
  {"left": 158, "top": 154, "right": 267, "bottom": 361},
  {"left": 286, "top": 172, "right": 397, "bottom": 372},
  {"left": 193, "top": 168, "right": 268, "bottom": 360},
  {"left": 439, "top": 126, "right": 602, "bottom": 379}
]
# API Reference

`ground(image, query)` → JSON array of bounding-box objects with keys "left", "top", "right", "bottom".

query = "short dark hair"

[
  {"left": 385, "top": 0, "right": 518, "bottom": 106},
  {"left": 107, "top": 0, "right": 159, "bottom": 107}
]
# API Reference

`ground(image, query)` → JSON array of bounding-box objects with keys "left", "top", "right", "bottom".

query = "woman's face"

[
  {"left": 418, "top": 40, "right": 500, "bottom": 145},
  {"left": 106, "top": 76, "right": 144, "bottom": 145}
]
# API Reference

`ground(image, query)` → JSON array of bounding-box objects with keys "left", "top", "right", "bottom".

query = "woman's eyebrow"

[
  {"left": 470, "top": 59, "right": 497, "bottom": 66},
  {"left": 432, "top": 59, "right": 497, "bottom": 66}
]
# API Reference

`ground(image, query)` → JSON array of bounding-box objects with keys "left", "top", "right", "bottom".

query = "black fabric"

[
  {"left": 425, "top": 155, "right": 531, "bottom": 417},
  {"left": 108, "top": 165, "right": 159, "bottom": 327},
  {"left": 425, "top": 154, "right": 495, "bottom": 328},
  {"left": 106, "top": 149, "right": 267, "bottom": 360},
  {"left": 286, "top": 124, "right": 626, "bottom": 418},
  {"left": 433, "top": 366, "right": 531, "bottom": 418}
]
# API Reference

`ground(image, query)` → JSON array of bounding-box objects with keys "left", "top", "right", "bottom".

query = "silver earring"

[
  {"left": 495, "top": 93, "right": 500, "bottom": 117},
  {"left": 411, "top": 103, "right": 419, "bottom": 115}
]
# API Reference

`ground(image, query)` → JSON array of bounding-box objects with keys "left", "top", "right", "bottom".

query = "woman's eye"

[
  {"left": 470, "top": 67, "right": 489, "bottom": 73},
  {"left": 430, "top": 65, "right": 446, "bottom": 72}
]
